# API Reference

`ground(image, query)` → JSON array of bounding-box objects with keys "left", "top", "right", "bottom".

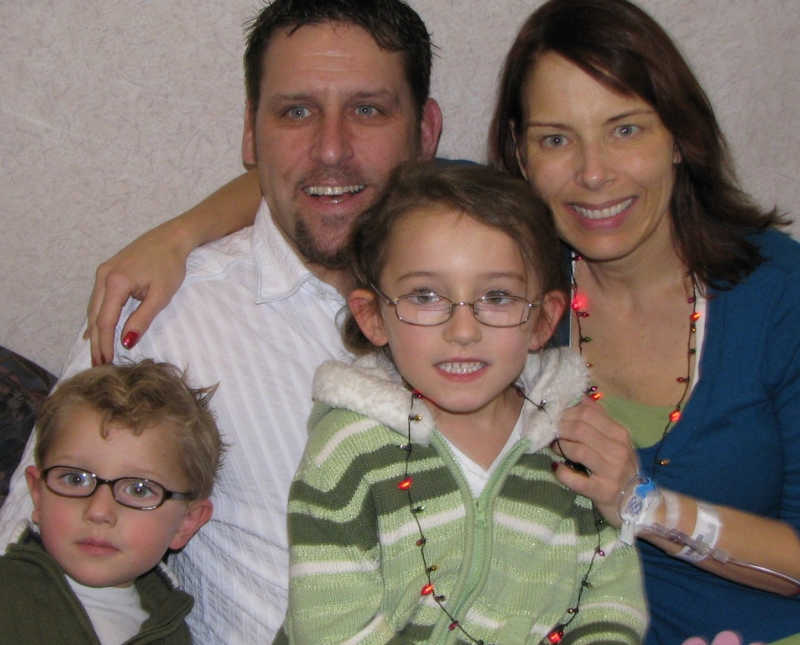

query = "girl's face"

[
  {"left": 349, "top": 205, "right": 564, "bottom": 425},
  {"left": 518, "top": 52, "right": 679, "bottom": 265}
]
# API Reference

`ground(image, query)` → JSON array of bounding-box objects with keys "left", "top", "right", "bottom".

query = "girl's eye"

[
  {"left": 406, "top": 291, "right": 443, "bottom": 306},
  {"left": 482, "top": 291, "right": 515, "bottom": 306}
]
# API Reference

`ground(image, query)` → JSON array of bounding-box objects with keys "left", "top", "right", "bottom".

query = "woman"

[
  {"left": 490, "top": 1, "right": 800, "bottom": 643},
  {"left": 83, "top": 0, "right": 800, "bottom": 642}
]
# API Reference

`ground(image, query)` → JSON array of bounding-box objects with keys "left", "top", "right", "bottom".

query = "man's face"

[{"left": 242, "top": 22, "right": 441, "bottom": 269}]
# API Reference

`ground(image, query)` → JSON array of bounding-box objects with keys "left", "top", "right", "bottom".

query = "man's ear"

[
  {"left": 169, "top": 499, "right": 213, "bottom": 551},
  {"left": 528, "top": 290, "right": 567, "bottom": 351},
  {"left": 25, "top": 466, "right": 43, "bottom": 525},
  {"left": 417, "top": 98, "right": 443, "bottom": 161},
  {"left": 348, "top": 289, "right": 389, "bottom": 347},
  {"left": 241, "top": 101, "right": 257, "bottom": 169}
]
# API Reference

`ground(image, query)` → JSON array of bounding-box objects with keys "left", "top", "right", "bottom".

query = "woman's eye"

[
  {"left": 541, "top": 134, "right": 568, "bottom": 148},
  {"left": 614, "top": 124, "right": 640, "bottom": 138}
]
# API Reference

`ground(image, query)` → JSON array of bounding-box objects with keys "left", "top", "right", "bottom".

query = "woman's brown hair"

[{"left": 490, "top": 0, "right": 786, "bottom": 288}]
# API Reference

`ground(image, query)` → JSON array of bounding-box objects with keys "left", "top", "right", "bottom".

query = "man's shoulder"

[{"left": 184, "top": 225, "right": 256, "bottom": 282}]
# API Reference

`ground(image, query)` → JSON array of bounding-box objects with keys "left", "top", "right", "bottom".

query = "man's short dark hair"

[{"left": 244, "top": 0, "right": 433, "bottom": 118}]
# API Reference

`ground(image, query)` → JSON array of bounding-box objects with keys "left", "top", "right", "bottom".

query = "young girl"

[{"left": 273, "top": 162, "right": 646, "bottom": 645}]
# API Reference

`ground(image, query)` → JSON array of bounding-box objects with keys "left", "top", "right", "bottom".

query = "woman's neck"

[{"left": 578, "top": 239, "right": 688, "bottom": 304}]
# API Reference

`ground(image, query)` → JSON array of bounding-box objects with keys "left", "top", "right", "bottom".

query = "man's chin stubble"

[{"left": 294, "top": 221, "right": 351, "bottom": 270}]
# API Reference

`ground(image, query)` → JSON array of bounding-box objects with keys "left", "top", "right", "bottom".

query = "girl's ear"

[
  {"left": 348, "top": 289, "right": 389, "bottom": 347},
  {"left": 528, "top": 290, "right": 567, "bottom": 351}
]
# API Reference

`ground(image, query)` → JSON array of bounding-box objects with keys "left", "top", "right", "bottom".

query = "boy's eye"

[
  {"left": 120, "top": 480, "right": 158, "bottom": 499},
  {"left": 59, "top": 470, "right": 93, "bottom": 488}
]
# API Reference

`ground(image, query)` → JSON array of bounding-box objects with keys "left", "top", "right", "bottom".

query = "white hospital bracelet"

[
  {"left": 676, "top": 502, "right": 721, "bottom": 562},
  {"left": 618, "top": 475, "right": 662, "bottom": 545}
]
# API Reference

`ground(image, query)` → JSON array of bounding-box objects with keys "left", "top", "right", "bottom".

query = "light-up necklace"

[
  {"left": 569, "top": 253, "right": 701, "bottom": 467},
  {"left": 398, "top": 389, "right": 604, "bottom": 644}
]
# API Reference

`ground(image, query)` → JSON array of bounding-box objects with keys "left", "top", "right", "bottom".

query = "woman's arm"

[
  {"left": 86, "top": 170, "right": 261, "bottom": 365},
  {"left": 555, "top": 400, "right": 800, "bottom": 596}
]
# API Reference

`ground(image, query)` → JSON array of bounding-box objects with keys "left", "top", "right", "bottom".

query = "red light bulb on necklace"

[
  {"left": 669, "top": 409, "right": 681, "bottom": 423},
  {"left": 397, "top": 476, "right": 413, "bottom": 491},
  {"left": 547, "top": 626, "right": 565, "bottom": 643},
  {"left": 571, "top": 290, "right": 588, "bottom": 312},
  {"left": 420, "top": 583, "right": 434, "bottom": 596}
]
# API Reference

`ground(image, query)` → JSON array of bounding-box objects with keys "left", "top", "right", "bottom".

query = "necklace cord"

[
  {"left": 399, "top": 390, "right": 604, "bottom": 644},
  {"left": 572, "top": 259, "right": 800, "bottom": 589}
]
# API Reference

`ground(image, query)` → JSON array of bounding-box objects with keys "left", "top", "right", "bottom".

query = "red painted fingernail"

[
  {"left": 550, "top": 461, "right": 558, "bottom": 473},
  {"left": 121, "top": 331, "right": 139, "bottom": 349}
]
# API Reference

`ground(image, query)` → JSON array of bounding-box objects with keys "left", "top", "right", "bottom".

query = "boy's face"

[{"left": 26, "top": 404, "right": 212, "bottom": 588}]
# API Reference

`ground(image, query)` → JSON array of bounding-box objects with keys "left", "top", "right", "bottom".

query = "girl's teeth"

[{"left": 438, "top": 361, "right": 484, "bottom": 374}]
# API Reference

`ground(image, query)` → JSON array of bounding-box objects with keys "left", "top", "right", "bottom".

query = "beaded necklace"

[
  {"left": 398, "top": 389, "right": 604, "bottom": 644},
  {"left": 569, "top": 254, "right": 701, "bottom": 467}
]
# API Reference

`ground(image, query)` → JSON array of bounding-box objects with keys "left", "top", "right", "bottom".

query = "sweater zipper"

[{"left": 443, "top": 439, "right": 530, "bottom": 642}]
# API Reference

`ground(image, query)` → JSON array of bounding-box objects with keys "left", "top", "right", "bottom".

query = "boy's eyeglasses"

[
  {"left": 41, "top": 465, "right": 194, "bottom": 511},
  {"left": 372, "top": 284, "right": 539, "bottom": 328}
]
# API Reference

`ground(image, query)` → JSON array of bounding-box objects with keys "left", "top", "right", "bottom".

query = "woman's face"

[{"left": 518, "top": 52, "right": 679, "bottom": 264}]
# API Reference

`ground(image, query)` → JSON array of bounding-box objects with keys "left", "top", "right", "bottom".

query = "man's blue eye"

[{"left": 286, "top": 106, "right": 310, "bottom": 120}]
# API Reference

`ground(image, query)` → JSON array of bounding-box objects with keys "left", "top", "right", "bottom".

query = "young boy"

[{"left": 0, "top": 359, "right": 224, "bottom": 644}]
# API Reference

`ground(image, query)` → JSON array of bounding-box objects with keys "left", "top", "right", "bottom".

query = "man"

[{"left": 0, "top": 0, "right": 441, "bottom": 641}]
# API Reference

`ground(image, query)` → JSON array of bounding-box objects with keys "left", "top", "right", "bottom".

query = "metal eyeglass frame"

[{"left": 370, "top": 283, "right": 539, "bottom": 328}]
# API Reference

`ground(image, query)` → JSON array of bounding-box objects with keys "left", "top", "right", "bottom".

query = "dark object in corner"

[{"left": 0, "top": 347, "right": 57, "bottom": 507}]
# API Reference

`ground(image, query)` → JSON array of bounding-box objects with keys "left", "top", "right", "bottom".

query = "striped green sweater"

[{"left": 274, "top": 349, "right": 647, "bottom": 644}]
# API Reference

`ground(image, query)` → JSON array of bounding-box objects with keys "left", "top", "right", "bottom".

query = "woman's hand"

[
  {"left": 85, "top": 219, "right": 191, "bottom": 366},
  {"left": 552, "top": 397, "right": 639, "bottom": 526},
  {"left": 681, "top": 630, "right": 764, "bottom": 645},
  {"left": 84, "top": 170, "right": 262, "bottom": 365}
]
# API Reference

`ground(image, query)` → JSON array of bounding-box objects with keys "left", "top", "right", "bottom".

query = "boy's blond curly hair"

[{"left": 36, "top": 360, "right": 224, "bottom": 499}]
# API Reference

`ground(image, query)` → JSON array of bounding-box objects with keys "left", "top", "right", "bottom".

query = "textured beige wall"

[{"left": 2, "top": 1, "right": 799, "bottom": 375}]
